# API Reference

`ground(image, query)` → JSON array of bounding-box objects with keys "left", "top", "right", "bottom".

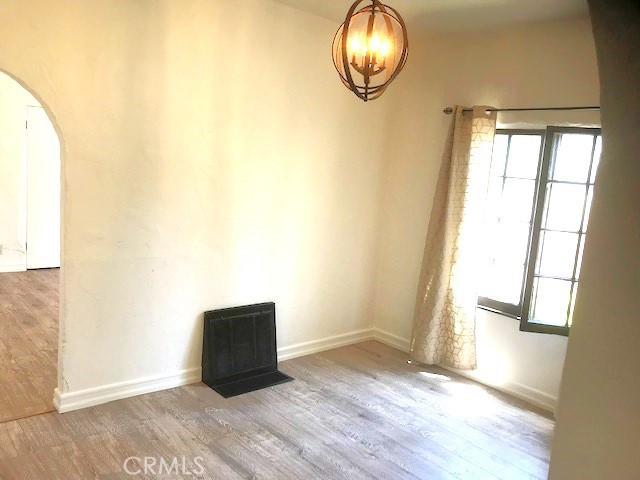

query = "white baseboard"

[
  {"left": 54, "top": 326, "right": 556, "bottom": 414},
  {"left": 278, "top": 328, "right": 374, "bottom": 361},
  {"left": 440, "top": 366, "right": 557, "bottom": 413},
  {"left": 54, "top": 328, "right": 375, "bottom": 413},
  {"left": 0, "top": 263, "right": 26, "bottom": 273},
  {"left": 370, "top": 327, "right": 557, "bottom": 413},
  {"left": 26, "top": 259, "right": 61, "bottom": 270},
  {"left": 54, "top": 367, "right": 202, "bottom": 413},
  {"left": 499, "top": 381, "right": 557, "bottom": 413},
  {"left": 372, "top": 327, "right": 411, "bottom": 352}
]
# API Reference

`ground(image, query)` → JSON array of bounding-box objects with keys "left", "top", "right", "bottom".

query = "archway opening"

[{"left": 0, "top": 70, "right": 61, "bottom": 422}]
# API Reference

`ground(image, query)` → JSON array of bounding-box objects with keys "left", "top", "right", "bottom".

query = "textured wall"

[
  {"left": 370, "top": 18, "right": 600, "bottom": 409},
  {"left": 0, "top": 0, "right": 394, "bottom": 398}
]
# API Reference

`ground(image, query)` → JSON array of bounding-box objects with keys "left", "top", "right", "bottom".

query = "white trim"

[
  {"left": 0, "top": 263, "right": 26, "bottom": 273},
  {"left": 369, "top": 327, "right": 557, "bottom": 413},
  {"left": 53, "top": 326, "right": 556, "bottom": 414},
  {"left": 54, "top": 367, "right": 202, "bottom": 413},
  {"left": 372, "top": 327, "right": 411, "bottom": 352},
  {"left": 440, "top": 366, "right": 557, "bottom": 413},
  {"left": 278, "top": 328, "right": 374, "bottom": 361},
  {"left": 26, "top": 256, "right": 60, "bottom": 270},
  {"left": 54, "top": 328, "right": 375, "bottom": 413}
]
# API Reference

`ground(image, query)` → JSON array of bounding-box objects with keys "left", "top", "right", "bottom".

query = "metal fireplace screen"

[{"left": 202, "top": 302, "right": 292, "bottom": 398}]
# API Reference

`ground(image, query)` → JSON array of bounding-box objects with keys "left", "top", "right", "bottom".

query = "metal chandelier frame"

[{"left": 332, "top": 0, "right": 409, "bottom": 102}]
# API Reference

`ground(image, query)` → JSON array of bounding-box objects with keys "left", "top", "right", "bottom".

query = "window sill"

[
  {"left": 520, "top": 322, "right": 569, "bottom": 337},
  {"left": 477, "top": 303, "right": 520, "bottom": 320},
  {"left": 476, "top": 304, "right": 570, "bottom": 337}
]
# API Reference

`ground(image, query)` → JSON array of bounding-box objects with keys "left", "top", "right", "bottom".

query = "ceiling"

[{"left": 274, "top": 0, "right": 589, "bottom": 32}]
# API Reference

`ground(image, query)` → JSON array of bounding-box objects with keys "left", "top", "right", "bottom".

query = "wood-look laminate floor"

[
  {"left": 0, "top": 269, "right": 58, "bottom": 423},
  {"left": 0, "top": 341, "right": 553, "bottom": 479}
]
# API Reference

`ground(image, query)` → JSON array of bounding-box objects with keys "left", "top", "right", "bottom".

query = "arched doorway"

[{"left": 0, "top": 70, "right": 61, "bottom": 422}]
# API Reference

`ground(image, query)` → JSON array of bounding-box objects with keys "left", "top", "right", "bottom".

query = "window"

[{"left": 479, "top": 127, "right": 602, "bottom": 335}]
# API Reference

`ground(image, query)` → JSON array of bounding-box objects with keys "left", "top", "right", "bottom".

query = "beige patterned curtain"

[{"left": 411, "top": 106, "right": 497, "bottom": 370}]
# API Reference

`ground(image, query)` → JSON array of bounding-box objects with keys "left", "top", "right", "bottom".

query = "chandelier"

[{"left": 332, "top": 0, "right": 408, "bottom": 102}]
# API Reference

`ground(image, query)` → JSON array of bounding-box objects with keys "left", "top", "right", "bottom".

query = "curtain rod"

[{"left": 442, "top": 106, "right": 600, "bottom": 114}]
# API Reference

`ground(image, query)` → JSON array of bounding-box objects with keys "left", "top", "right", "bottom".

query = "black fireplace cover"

[{"left": 202, "top": 302, "right": 293, "bottom": 398}]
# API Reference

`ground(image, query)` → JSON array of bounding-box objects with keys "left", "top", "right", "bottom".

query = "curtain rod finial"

[{"left": 443, "top": 107, "right": 454, "bottom": 114}]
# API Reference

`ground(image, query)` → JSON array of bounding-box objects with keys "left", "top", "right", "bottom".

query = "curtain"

[{"left": 410, "top": 106, "right": 497, "bottom": 370}]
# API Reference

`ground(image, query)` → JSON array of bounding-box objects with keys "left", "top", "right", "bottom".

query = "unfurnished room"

[{"left": 0, "top": 0, "right": 638, "bottom": 479}]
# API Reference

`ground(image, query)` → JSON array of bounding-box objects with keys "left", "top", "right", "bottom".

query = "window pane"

[
  {"left": 489, "top": 222, "right": 530, "bottom": 266},
  {"left": 485, "top": 176, "right": 504, "bottom": 217},
  {"left": 530, "top": 277, "right": 572, "bottom": 326},
  {"left": 490, "top": 135, "right": 509, "bottom": 177},
  {"left": 500, "top": 179, "right": 535, "bottom": 223},
  {"left": 482, "top": 263, "right": 525, "bottom": 305},
  {"left": 506, "top": 135, "right": 541, "bottom": 179},
  {"left": 575, "top": 235, "right": 586, "bottom": 279},
  {"left": 590, "top": 136, "right": 602, "bottom": 184},
  {"left": 551, "top": 134, "right": 593, "bottom": 183},
  {"left": 582, "top": 185, "right": 594, "bottom": 230},
  {"left": 537, "top": 231, "right": 579, "bottom": 279},
  {"left": 482, "top": 221, "right": 530, "bottom": 305},
  {"left": 543, "top": 183, "right": 587, "bottom": 231},
  {"left": 568, "top": 284, "right": 578, "bottom": 327}
]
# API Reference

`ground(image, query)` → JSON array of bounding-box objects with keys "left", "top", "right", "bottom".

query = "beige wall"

[
  {"left": 0, "top": 73, "right": 41, "bottom": 271},
  {"left": 371, "top": 18, "right": 600, "bottom": 409},
  {"left": 0, "top": 0, "right": 395, "bottom": 402},
  {"left": 0, "top": 0, "right": 607, "bottom": 415},
  {"left": 550, "top": 1, "right": 640, "bottom": 477}
]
